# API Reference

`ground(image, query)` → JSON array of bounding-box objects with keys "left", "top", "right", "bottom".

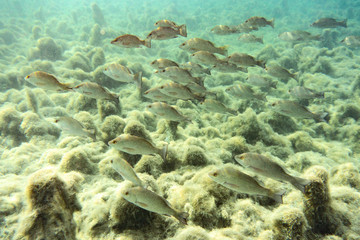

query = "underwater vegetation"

[{"left": 1, "top": 0, "right": 360, "bottom": 239}]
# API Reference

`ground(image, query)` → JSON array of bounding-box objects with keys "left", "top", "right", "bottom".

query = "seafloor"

[{"left": 1, "top": 0, "right": 360, "bottom": 240}]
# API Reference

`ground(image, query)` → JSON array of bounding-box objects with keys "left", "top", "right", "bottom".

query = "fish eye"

[
  {"left": 181, "top": 43, "right": 185, "bottom": 46},
  {"left": 239, "top": 155, "right": 245, "bottom": 159},
  {"left": 110, "top": 160, "right": 113, "bottom": 163},
  {"left": 151, "top": 60, "right": 156, "bottom": 65},
  {"left": 54, "top": 119, "right": 59, "bottom": 123},
  {"left": 161, "top": 69, "right": 166, "bottom": 72},
  {"left": 213, "top": 172, "right": 218, "bottom": 177},
  {"left": 148, "top": 105, "right": 152, "bottom": 108},
  {"left": 271, "top": 103, "right": 276, "bottom": 106},
  {"left": 160, "top": 86, "right": 164, "bottom": 89},
  {"left": 25, "top": 75, "right": 30, "bottom": 79},
  {"left": 125, "top": 191, "right": 129, "bottom": 195}
]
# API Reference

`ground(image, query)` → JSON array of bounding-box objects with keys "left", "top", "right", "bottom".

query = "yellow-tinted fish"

[
  {"left": 238, "top": 34, "right": 263, "bottom": 44},
  {"left": 246, "top": 74, "right": 277, "bottom": 89},
  {"left": 103, "top": 63, "right": 142, "bottom": 88},
  {"left": 54, "top": 116, "right": 96, "bottom": 140},
  {"left": 146, "top": 102, "right": 190, "bottom": 122},
  {"left": 154, "top": 20, "right": 186, "bottom": 31},
  {"left": 111, "top": 34, "right": 151, "bottom": 48},
  {"left": 159, "top": 82, "right": 204, "bottom": 101},
  {"left": 265, "top": 64, "right": 297, "bottom": 80},
  {"left": 143, "top": 86, "right": 178, "bottom": 102},
  {"left": 210, "top": 25, "right": 237, "bottom": 35},
  {"left": 244, "top": 16, "right": 274, "bottom": 28},
  {"left": 73, "top": 82, "right": 119, "bottom": 104},
  {"left": 190, "top": 51, "right": 221, "bottom": 66},
  {"left": 150, "top": 58, "right": 179, "bottom": 70},
  {"left": 200, "top": 99, "right": 237, "bottom": 115},
  {"left": 212, "top": 61, "right": 248, "bottom": 73},
  {"left": 227, "top": 53, "right": 265, "bottom": 68},
  {"left": 179, "top": 38, "right": 228, "bottom": 56},
  {"left": 108, "top": 134, "right": 168, "bottom": 160},
  {"left": 120, "top": 186, "right": 188, "bottom": 224},
  {"left": 235, "top": 23, "right": 259, "bottom": 33},
  {"left": 208, "top": 165, "right": 284, "bottom": 203},
  {"left": 235, "top": 153, "right": 310, "bottom": 193},
  {"left": 288, "top": 86, "right": 324, "bottom": 100},
  {"left": 180, "top": 62, "right": 211, "bottom": 76},
  {"left": 154, "top": 66, "right": 201, "bottom": 85},
  {"left": 226, "top": 84, "right": 266, "bottom": 101},
  {"left": 341, "top": 36, "right": 360, "bottom": 48},
  {"left": 278, "top": 30, "right": 320, "bottom": 42},
  {"left": 147, "top": 26, "right": 187, "bottom": 40},
  {"left": 111, "top": 157, "right": 144, "bottom": 187},
  {"left": 24, "top": 71, "right": 72, "bottom": 92}
]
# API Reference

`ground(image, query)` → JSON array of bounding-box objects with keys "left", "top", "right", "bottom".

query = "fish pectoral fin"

[
  {"left": 124, "top": 147, "right": 136, "bottom": 152},
  {"left": 158, "top": 113, "right": 165, "bottom": 116},
  {"left": 224, "top": 182, "right": 238, "bottom": 188},
  {"left": 135, "top": 201, "right": 148, "bottom": 208}
]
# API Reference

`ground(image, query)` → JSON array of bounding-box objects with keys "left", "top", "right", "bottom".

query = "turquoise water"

[{"left": 1, "top": 0, "right": 360, "bottom": 239}]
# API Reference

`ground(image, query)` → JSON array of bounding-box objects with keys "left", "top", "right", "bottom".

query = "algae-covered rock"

[
  {"left": 0, "top": 29, "right": 15, "bottom": 45},
  {"left": 89, "top": 24, "right": 103, "bottom": 46},
  {"left": 0, "top": 107, "right": 25, "bottom": 146},
  {"left": 330, "top": 163, "right": 360, "bottom": 191},
  {"left": 91, "top": 3, "right": 106, "bottom": 27},
  {"left": 271, "top": 206, "right": 306, "bottom": 240},
  {"left": 60, "top": 147, "right": 97, "bottom": 174},
  {"left": 287, "top": 131, "right": 323, "bottom": 153},
  {"left": 183, "top": 145, "right": 209, "bottom": 166},
  {"left": 28, "top": 37, "right": 62, "bottom": 61},
  {"left": 100, "top": 115, "right": 125, "bottom": 143},
  {"left": 16, "top": 168, "right": 81, "bottom": 240},
  {"left": 65, "top": 52, "right": 92, "bottom": 72},
  {"left": 97, "top": 99, "right": 120, "bottom": 121}
]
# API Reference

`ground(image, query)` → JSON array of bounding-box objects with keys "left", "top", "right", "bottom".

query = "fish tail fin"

[
  {"left": 178, "top": 24, "right": 187, "bottom": 37},
  {"left": 87, "top": 129, "right": 97, "bottom": 141},
  {"left": 228, "top": 109, "right": 238, "bottom": 116},
  {"left": 269, "top": 18, "right": 275, "bottom": 28},
  {"left": 315, "top": 112, "right": 329, "bottom": 123},
  {"left": 144, "top": 38, "right": 151, "bottom": 48},
  {"left": 341, "top": 19, "right": 347, "bottom": 28},
  {"left": 175, "top": 211, "right": 189, "bottom": 225},
  {"left": 271, "top": 81, "right": 277, "bottom": 89},
  {"left": 259, "top": 36, "right": 264, "bottom": 44},
  {"left": 219, "top": 45, "right": 229, "bottom": 56},
  {"left": 316, "top": 92, "right": 325, "bottom": 98},
  {"left": 290, "top": 177, "right": 311, "bottom": 194},
  {"left": 205, "top": 67, "right": 212, "bottom": 75},
  {"left": 257, "top": 60, "right": 266, "bottom": 68},
  {"left": 271, "top": 190, "right": 285, "bottom": 204},
  {"left": 160, "top": 143, "right": 168, "bottom": 161},
  {"left": 134, "top": 72, "right": 143, "bottom": 90}
]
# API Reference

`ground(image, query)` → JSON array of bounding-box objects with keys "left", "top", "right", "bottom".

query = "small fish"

[
  {"left": 111, "top": 34, "right": 151, "bottom": 48},
  {"left": 244, "top": 16, "right": 274, "bottom": 28},
  {"left": 154, "top": 20, "right": 185, "bottom": 31},
  {"left": 179, "top": 38, "right": 228, "bottom": 56},
  {"left": 226, "top": 84, "right": 266, "bottom": 101},
  {"left": 235, "top": 153, "right": 310, "bottom": 193},
  {"left": 200, "top": 99, "right": 237, "bottom": 115},
  {"left": 103, "top": 63, "right": 142, "bottom": 88},
  {"left": 108, "top": 134, "right": 168, "bottom": 161},
  {"left": 227, "top": 53, "right": 265, "bottom": 68},
  {"left": 341, "top": 36, "right": 360, "bottom": 48},
  {"left": 278, "top": 31, "right": 320, "bottom": 42},
  {"left": 288, "top": 86, "right": 324, "bottom": 100},
  {"left": 210, "top": 25, "right": 238, "bottom": 35},
  {"left": 111, "top": 157, "right": 144, "bottom": 187},
  {"left": 270, "top": 100, "right": 327, "bottom": 122},
  {"left": 238, "top": 34, "right": 263, "bottom": 44},
  {"left": 311, "top": 18, "right": 347, "bottom": 28},
  {"left": 235, "top": 23, "right": 259, "bottom": 33},
  {"left": 146, "top": 102, "right": 190, "bottom": 122},
  {"left": 212, "top": 61, "right": 248, "bottom": 73},
  {"left": 180, "top": 62, "right": 211, "bottom": 76},
  {"left": 154, "top": 66, "right": 200, "bottom": 85},
  {"left": 143, "top": 86, "right": 178, "bottom": 102},
  {"left": 246, "top": 74, "right": 277, "bottom": 89},
  {"left": 159, "top": 82, "right": 204, "bottom": 101},
  {"left": 265, "top": 64, "right": 297, "bottom": 80},
  {"left": 150, "top": 58, "right": 179, "bottom": 70},
  {"left": 120, "top": 186, "right": 188, "bottom": 224},
  {"left": 24, "top": 71, "right": 72, "bottom": 92},
  {"left": 73, "top": 82, "right": 119, "bottom": 104},
  {"left": 208, "top": 165, "right": 284, "bottom": 203},
  {"left": 147, "top": 26, "right": 187, "bottom": 40},
  {"left": 54, "top": 116, "right": 96, "bottom": 140},
  {"left": 185, "top": 82, "right": 208, "bottom": 95},
  {"left": 190, "top": 51, "right": 221, "bottom": 66}
]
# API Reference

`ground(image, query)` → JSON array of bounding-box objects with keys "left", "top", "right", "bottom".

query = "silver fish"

[
  {"left": 288, "top": 86, "right": 324, "bottom": 100},
  {"left": 226, "top": 84, "right": 266, "bottom": 101},
  {"left": 146, "top": 102, "right": 190, "bottom": 122},
  {"left": 54, "top": 116, "right": 96, "bottom": 140},
  {"left": 24, "top": 71, "right": 72, "bottom": 92},
  {"left": 103, "top": 63, "right": 142, "bottom": 89},
  {"left": 73, "top": 82, "right": 119, "bottom": 104},
  {"left": 111, "top": 157, "right": 144, "bottom": 187}
]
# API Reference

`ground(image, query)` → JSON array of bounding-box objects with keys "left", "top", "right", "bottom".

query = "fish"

[
  {"left": 227, "top": 53, "right": 265, "bottom": 68},
  {"left": 143, "top": 86, "right": 178, "bottom": 102},
  {"left": 226, "top": 84, "right": 266, "bottom": 101},
  {"left": 210, "top": 25, "right": 238, "bottom": 35},
  {"left": 200, "top": 99, "right": 237, "bottom": 115},
  {"left": 311, "top": 18, "right": 347, "bottom": 28},
  {"left": 108, "top": 134, "right": 168, "bottom": 161},
  {"left": 238, "top": 34, "right": 263, "bottom": 44},
  {"left": 265, "top": 64, "right": 297, "bottom": 81},
  {"left": 180, "top": 62, "right": 211, "bottom": 76},
  {"left": 54, "top": 116, "right": 96, "bottom": 140},
  {"left": 103, "top": 63, "right": 142, "bottom": 89},
  {"left": 150, "top": 58, "right": 179, "bottom": 70},
  {"left": 341, "top": 36, "right": 360, "bottom": 48},
  {"left": 111, "top": 157, "right": 144, "bottom": 187},
  {"left": 270, "top": 100, "right": 327, "bottom": 122},
  {"left": 111, "top": 34, "right": 151, "bottom": 48},
  {"left": 146, "top": 102, "right": 190, "bottom": 122},
  {"left": 235, "top": 153, "right": 310, "bottom": 193},
  {"left": 158, "top": 82, "right": 204, "bottom": 101},
  {"left": 235, "top": 23, "right": 259, "bottom": 33},
  {"left": 154, "top": 20, "right": 185, "bottom": 31},
  {"left": 208, "top": 165, "right": 284, "bottom": 203},
  {"left": 246, "top": 74, "right": 277, "bottom": 89},
  {"left": 73, "top": 82, "right": 119, "bottom": 104},
  {"left": 154, "top": 66, "right": 201, "bottom": 85},
  {"left": 179, "top": 38, "right": 228, "bottom": 56},
  {"left": 147, "top": 26, "right": 187, "bottom": 40},
  {"left": 278, "top": 30, "right": 321, "bottom": 42},
  {"left": 190, "top": 51, "right": 222, "bottom": 66},
  {"left": 24, "top": 71, "right": 72, "bottom": 92},
  {"left": 288, "top": 86, "right": 324, "bottom": 100},
  {"left": 212, "top": 61, "right": 248, "bottom": 73},
  {"left": 244, "top": 16, "right": 274, "bottom": 28},
  {"left": 120, "top": 186, "right": 188, "bottom": 224}
]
